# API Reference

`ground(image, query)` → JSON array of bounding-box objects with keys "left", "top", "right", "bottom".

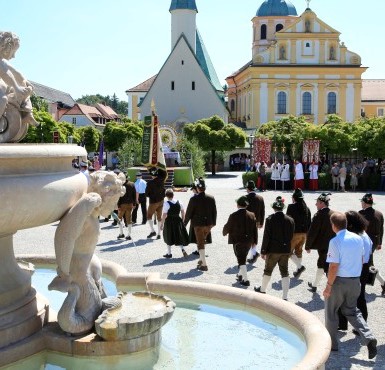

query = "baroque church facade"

[
  {"left": 126, "top": 0, "right": 227, "bottom": 130},
  {"left": 226, "top": 0, "right": 366, "bottom": 128}
]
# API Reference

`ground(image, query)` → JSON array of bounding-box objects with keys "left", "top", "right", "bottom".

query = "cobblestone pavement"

[{"left": 14, "top": 172, "right": 385, "bottom": 369}]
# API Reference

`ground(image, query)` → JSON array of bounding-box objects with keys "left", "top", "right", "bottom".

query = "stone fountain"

[{"left": 0, "top": 31, "right": 175, "bottom": 368}]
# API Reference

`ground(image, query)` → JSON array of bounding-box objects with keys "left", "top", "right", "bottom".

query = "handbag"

[{"left": 366, "top": 266, "right": 378, "bottom": 286}]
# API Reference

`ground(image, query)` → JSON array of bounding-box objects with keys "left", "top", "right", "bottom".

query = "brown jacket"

[
  {"left": 359, "top": 207, "right": 384, "bottom": 248},
  {"left": 246, "top": 191, "right": 265, "bottom": 227},
  {"left": 184, "top": 192, "right": 217, "bottom": 227},
  {"left": 223, "top": 208, "right": 258, "bottom": 245},
  {"left": 118, "top": 181, "right": 136, "bottom": 206},
  {"left": 145, "top": 177, "right": 165, "bottom": 204},
  {"left": 305, "top": 207, "right": 335, "bottom": 252}
]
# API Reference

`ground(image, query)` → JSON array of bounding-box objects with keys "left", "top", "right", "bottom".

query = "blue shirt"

[
  {"left": 134, "top": 178, "right": 147, "bottom": 194},
  {"left": 326, "top": 229, "right": 364, "bottom": 277}
]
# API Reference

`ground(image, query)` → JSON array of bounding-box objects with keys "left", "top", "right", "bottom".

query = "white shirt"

[
  {"left": 280, "top": 164, "right": 290, "bottom": 181},
  {"left": 309, "top": 164, "right": 318, "bottom": 180},
  {"left": 326, "top": 229, "right": 364, "bottom": 277},
  {"left": 134, "top": 178, "right": 147, "bottom": 194},
  {"left": 361, "top": 232, "right": 373, "bottom": 264},
  {"left": 295, "top": 163, "right": 304, "bottom": 180},
  {"left": 162, "top": 199, "right": 184, "bottom": 214}
]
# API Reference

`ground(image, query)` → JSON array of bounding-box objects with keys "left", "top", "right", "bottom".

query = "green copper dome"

[
  {"left": 256, "top": 0, "right": 297, "bottom": 16},
  {"left": 169, "top": 0, "right": 198, "bottom": 12}
]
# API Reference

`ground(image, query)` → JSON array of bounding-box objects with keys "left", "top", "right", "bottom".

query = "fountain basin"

[
  {"left": 95, "top": 292, "right": 175, "bottom": 341},
  {"left": 5, "top": 255, "right": 331, "bottom": 370}
]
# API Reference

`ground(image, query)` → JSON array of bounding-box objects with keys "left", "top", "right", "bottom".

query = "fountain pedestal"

[{"left": 0, "top": 144, "right": 87, "bottom": 349}]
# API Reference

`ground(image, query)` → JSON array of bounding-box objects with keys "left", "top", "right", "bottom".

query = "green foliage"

[
  {"left": 30, "top": 95, "right": 48, "bottom": 112},
  {"left": 22, "top": 110, "right": 61, "bottom": 143},
  {"left": 176, "top": 135, "right": 205, "bottom": 179},
  {"left": 76, "top": 94, "right": 128, "bottom": 116},
  {"left": 118, "top": 138, "right": 142, "bottom": 169},
  {"left": 242, "top": 171, "right": 258, "bottom": 187},
  {"left": 103, "top": 121, "right": 143, "bottom": 152},
  {"left": 77, "top": 126, "right": 101, "bottom": 153}
]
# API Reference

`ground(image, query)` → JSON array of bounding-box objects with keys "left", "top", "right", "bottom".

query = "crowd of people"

[{"left": 247, "top": 158, "right": 385, "bottom": 192}]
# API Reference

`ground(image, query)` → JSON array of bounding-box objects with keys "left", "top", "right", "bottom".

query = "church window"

[
  {"left": 378, "top": 108, "right": 384, "bottom": 117},
  {"left": 327, "top": 92, "right": 337, "bottom": 114},
  {"left": 302, "top": 92, "right": 312, "bottom": 114},
  {"left": 171, "top": 81, "right": 175, "bottom": 90},
  {"left": 329, "top": 46, "right": 335, "bottom": 60},
  {"left": 277, "top": 92, "right": 287, "bottom": 114},
  {"left": 181, "top": 60, "right": 184, "bottom": 65},
  {"left": 276, "top": 24, "right": 284, "bottom": 32},
  {"left": 261, "top": 24, "right": 267, "bottom": 40},
  {"left": 306, "top": 42, "right": 310, "bottom": 47},
  {"left": 192, "top": 81, "right": 195, "bottom": 90},
  {"left": 230, "top": 99, "right": 235, "bottom": 112}
]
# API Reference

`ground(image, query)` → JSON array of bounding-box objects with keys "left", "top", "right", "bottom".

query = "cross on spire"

[{"left": 306, "top": 0, "right": 311, "bottom": 8}]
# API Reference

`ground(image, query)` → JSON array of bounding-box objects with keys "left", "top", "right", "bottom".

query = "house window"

[
  {"left": 181, "top": 60, "right": 184, "bottom": 65},
  {"left": 192, "top": 81, "right": 195, "bottom": 90},
  {"left": 72, "top": 117, "right": 76, "bottom": 125},
  {"left": 327, "top": 92, "right": 337, "bottom": 114},
  {"left": 139, "top": 97, "right": 144, "bottom": 104},
  {"left": 277, "top": 92, "right": 287, "bottom": 114},
  {"left": 378, "top": 108, "right": 384, "bottom": 116},
  {"left": 302, "top": 92, "right": 312, "bottom": 114},
  {"left": 230, "top": 99, "right": 235, "bottom": 112},
  {"left": 306, "top": 42, "right": 310, "bottom": 47},
  {"left": 261, "top": 24, "right": 267, "bottom": 40},
  {"left": 276, "top": 24, "right": 284, "bottom": 32},
  {"left": 171, "top": 81, "right": 175, "bottom": 90}
]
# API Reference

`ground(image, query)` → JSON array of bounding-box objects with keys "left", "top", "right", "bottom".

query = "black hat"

[
  {"left": 190, "top": 183, "right": 197, "bottom": 191},
  {"left": 246, "top": 180, "right": 256, "bottom": 191},
  {"left": 149, "top": 167, "right": 158, "bottom": 176},
  {"left": 292, "top": 188, "right": 304, "bottom": 200},
  {"left": 272, "top": 196, "right": 285, "bottom": 210},
  {"left": 195, "top": 177, "right": 206, "bottom": 190},
  {"left": 236, "top": 196, "right": 249, "bottom": 207},
  {"left": 360, "top": 193, "right": 374, "bottom": 205},
  {"left": 317, "top": 192, "right": 331, "bottom": 203}
]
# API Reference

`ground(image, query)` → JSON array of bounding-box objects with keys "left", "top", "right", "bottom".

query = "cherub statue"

[
  {"left": 0, "top": 31, "right": 38, "bottom": 143},
  {"left": 49, "top": 171, "right": 125, "bottom": 335}
]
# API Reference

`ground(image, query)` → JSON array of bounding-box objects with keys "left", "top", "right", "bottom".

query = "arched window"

[
  {"left": 261, "top": 24, "right": 267, "bottom": 40},
  {"left": 276, "top": 24, "right": 284, "bottom": 32},
  {"left": 230, "top": 99, "right": 235, "bottom": 112},
  {"left": 327, "top": 92, "right": 337, "bottom": 114},
  {"left": 302, "top": 92, "right": 312, "bottom": 114},
  {"left": 277, "top": 92, "right": 287, "bottom": 114}
]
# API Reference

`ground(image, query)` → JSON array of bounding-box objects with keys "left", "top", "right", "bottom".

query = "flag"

[
  {"left": 302, "top": 139, "right": 320, "bottom": 163},
  {"left": 141, "top": 110, "right": 166, "bottom": 170},
  {"left": 99, "top": 138, "right": 104, "bottom": 167},
  {"left": 254, "top": 138, "right": 272, "bottom": 164}
]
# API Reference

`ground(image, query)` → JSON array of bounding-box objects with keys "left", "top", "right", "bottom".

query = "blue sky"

[{"left": 1, "top": 0, "right": 384, "bottom": 102}]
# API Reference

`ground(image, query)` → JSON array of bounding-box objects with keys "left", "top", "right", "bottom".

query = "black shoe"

[
  {"left": 239, "top": 280, "right": 250, "bottom": 286},
  {"left": 283, "top": 298, "right": 288, "bottom": 301},
  {"left": 198, "top": 265, "right": 208, "bottom": 271},
  {"left": 111, "top": 220, "right": 118, "bottom": 226},
  {"left": 125, "top": 235, "right": 132, "bottom": 240},
  {"left": 247, "top": 253, "right": 259, "bottom": 264},
  {"left": 293, "top": 266, "right": 306, "bottom": 278},
  {"left": 163, "top": 254, "right": 172, "bottom": 259},
  {"left": 236, "top": 274, "right": 242, "bottom": 282},
  {"left": 197, "top": 260, "right": 202, "bottom": 267},
  {"left": 117, "top": 234, "right": 125, "bottom": 239},
  {"left": 103, "top": 218, "right": 109, "bottom": 222},
  {"left": 308, "top": 282, "right": 317, "bottom": 293},
  {"left": 147, "top": 231, "right": 156, "bottom": 238},
  {"left": 381, "top": 284, "right": 385, "bottom": 296},
  {"left": 156, "top": 235, "right": 161, "bottom": 240},
  {"left": 352, "top": 329, "right": 359, "bottom": 336},
  {"left": 367, "top": 339, "right": 377, "bottom": 359},
  {"left": 142, "top": 221, "right": 146, "bottom": 224},
  {"left": 254, "top": 286, "right": 265, "bottom": 293},
  {"left": 192, "top": 250, "right": 199, "bottom": 255},
  {"left": 338, "top": 326, "right": 347, "bottom": 331}
]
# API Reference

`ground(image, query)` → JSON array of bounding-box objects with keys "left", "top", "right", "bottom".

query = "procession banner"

[
  {"left": 302, "top": 139, "right": 320, "bottom": 163},
  {"left": 253, "top": 138, "right": 272, "bottom": 164},
  {"left": 141, "top": 114, "right": 166, "bottom": 169}
]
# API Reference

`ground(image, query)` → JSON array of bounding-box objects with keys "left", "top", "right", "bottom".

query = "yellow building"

[
  {"left": 226, "top": 0, "right": 366, "bottom": 128},
  {"left": 361, "top": 80, "right": 385, "bottom": 118}
]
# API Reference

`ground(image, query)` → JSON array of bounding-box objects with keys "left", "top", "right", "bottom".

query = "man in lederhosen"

[
  {"left": 184, "top": 178, "right": 217, "bottom": 271},
  {"left": 223, "top": 196, "right": 258, "bottom": 286},
  {"left": 305, "top": 192, "right": 335, "bottom": 293}
]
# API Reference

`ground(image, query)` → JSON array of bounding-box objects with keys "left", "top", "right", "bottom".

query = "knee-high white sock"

[
  {"left": 290, "top": 255, "right": 301, "bottom": 269},
  {"left": 157, "top": 222, "right": 161, "bottom": 236},
  {"left": 118, "top": 219, "right": 124, "bottom": 235},
  {"left": 376, "top": 271, "right": 385, "bottom": 285},
  {"left": 167, "top": 245, "right": 172, "bottom": 254},
  {"left": 313, "top": 268, "right": 324, "bottom": 287},
  {"left": 250, "top": 245, "right": 258, "bottom": 257},
  {"left": 261, "top": 275, "right": 271, "bottom": 293},
  {"left": 126, "top": 224, "right": 132, "bottom": 237},
  {"left": 148, "top": 220, "right": 155, "bottom": 232},
  {"left": 239, "top": 265, "right": 248, "bottom": 281},
  {"left": 282, "top": 277, "right": 290, "bottom": 300},
  {"left": 199, "top": 249, "right": 207, "bottom": 266}
]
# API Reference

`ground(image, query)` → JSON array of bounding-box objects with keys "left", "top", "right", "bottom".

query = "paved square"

[{"left": 15, "top": 172, "right": 385, "bottom": 369}]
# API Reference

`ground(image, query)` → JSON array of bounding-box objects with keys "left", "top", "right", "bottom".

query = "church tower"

[{"left": 169, "top": 0, "right": 198, "bottom": 53}]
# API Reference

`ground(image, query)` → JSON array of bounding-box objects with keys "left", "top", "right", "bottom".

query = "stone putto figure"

[{"left": 0, "top": 31, "right": 38, "bottom": 143}]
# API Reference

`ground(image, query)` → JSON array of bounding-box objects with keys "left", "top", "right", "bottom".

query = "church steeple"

[{"left": 169, "top": 0, "right": 198, "bottom": 53}]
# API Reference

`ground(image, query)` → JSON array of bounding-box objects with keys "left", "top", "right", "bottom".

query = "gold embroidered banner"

[
  {"left": 302, "top": 139, "right": 320, "bottom": 163},
  {"left": 253, "top": 138, "right": 272, "bottom": 164}
]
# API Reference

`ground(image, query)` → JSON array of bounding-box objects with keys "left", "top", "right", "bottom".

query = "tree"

[
  {"left": 184, "top": 115, "right": 246, "bottom": 175},
  {"left": 176, "top": 135, "right": 205, "bottom": 179},
  {"left": 77, "top": 126, "right": 101, "bottom": 154},
  {"left": 103, "top": 121, "right": 143, "bottom": 152},
  {"left": 76, "top": 94, "right": 128, "bottom": 116},
  {"left": 22, "top": 110, "right": 62, "bottom": 143}
]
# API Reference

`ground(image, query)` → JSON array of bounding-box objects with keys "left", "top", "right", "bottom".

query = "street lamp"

[
  {"left": 67, "top": 135, "right": 73, "bottom": 144},
  {"left": 247, "top": 134, "right": 254, "bottom": 159}
]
